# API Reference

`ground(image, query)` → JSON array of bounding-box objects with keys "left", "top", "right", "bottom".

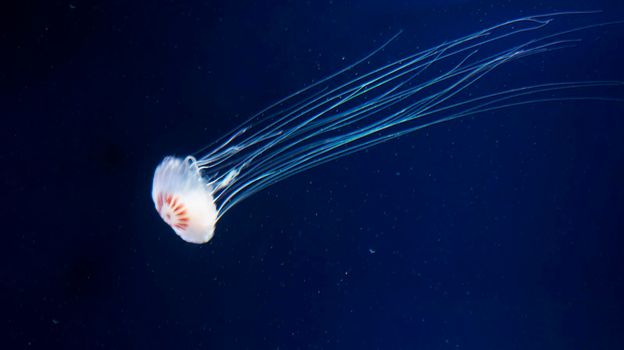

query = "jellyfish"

[{"left": 152, "top": 11, "right": 623, "bottom": 243}]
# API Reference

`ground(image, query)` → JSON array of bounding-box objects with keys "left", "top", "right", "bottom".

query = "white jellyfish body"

[
  {"left": 152, "top": 156, "right": 218, "bottom": 243},
  {"left": 152, "top": 12, "right": 623, "bottom": 243}
]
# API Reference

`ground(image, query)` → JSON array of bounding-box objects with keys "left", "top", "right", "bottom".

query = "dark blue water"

[{"left": 4, "top": 1, "right": 624, "bottom": 349}]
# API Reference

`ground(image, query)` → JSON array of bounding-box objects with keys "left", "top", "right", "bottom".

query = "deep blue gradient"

[{"left": 3, "top": 1, "right": 624, "bottom": 349}]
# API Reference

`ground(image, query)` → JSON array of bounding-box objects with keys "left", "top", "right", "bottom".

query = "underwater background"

[{"left": 3, "top": 0, "right": 624, "bottom": 349}]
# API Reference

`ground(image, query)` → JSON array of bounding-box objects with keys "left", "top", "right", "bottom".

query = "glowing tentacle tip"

[{"left": 152, "top": 156, "right": 218, "bottom": 244}]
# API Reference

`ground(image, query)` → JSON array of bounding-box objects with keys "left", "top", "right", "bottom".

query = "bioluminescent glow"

[{"left": 152, "top": 11, "right": 623, "bottom": 243}]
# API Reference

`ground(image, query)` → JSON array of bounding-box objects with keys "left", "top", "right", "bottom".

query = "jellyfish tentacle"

[{"left": 152, "top": 11, "right": 623, "bottom": 242}]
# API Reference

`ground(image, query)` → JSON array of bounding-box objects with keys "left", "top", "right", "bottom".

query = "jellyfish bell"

[{"left": 152, "top": 156, "right": 218, "bottom": 243}]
